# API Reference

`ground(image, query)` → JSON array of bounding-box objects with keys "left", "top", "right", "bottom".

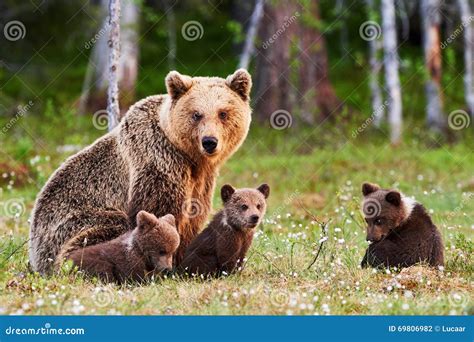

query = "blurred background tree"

[{"left": 0, "top": 0, "right": 473, "bottom": 144}]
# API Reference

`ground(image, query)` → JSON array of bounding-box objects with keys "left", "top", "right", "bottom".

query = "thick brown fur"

[
  {"left": 360, "top": 182, "right": 444, "bottom": 268},
  {"left": 180, "top": 184, "right": 270, "bottom": 276},
  {"left": 29, "top": 69, "right": 252, "bottom": 274},
  {"left": 68, "top": 211, "right": 179, "bottom": 283}
]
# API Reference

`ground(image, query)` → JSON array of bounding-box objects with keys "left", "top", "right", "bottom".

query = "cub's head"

[
  {"left": 160, "top": 69, "right": 252, "bottom": 165},
  {"left": 361, "top": 182, "right": 415, "bottom": 242},
  {"left": 221, "top": 183, "right": 270, "bottom": 230},
  {"left": 135, "top": 211, "right": 180, "bottom": 272}
]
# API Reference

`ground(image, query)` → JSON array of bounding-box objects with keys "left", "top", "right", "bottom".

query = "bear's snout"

[
  {"left": 202, "top": 136, "right": 218, "bottom": 154},
  {"left": 249, "top": 215, "right": 259, "bottom": 224}
]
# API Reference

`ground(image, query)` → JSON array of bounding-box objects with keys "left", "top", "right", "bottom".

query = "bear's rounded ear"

[
  {"left": 226, "top": 69, "right": 252, "bottom": 101},
  {"left": 137, "top": 210, "right": 157, "bottom": 229},
  {"left": 221, "top": 184, "right": 236, "bottom": 203},
  {"left": 385, "top": 191, "right": 401, "bottom": 206},
  {"left": 362, "top": 182, "right": 380, "bottom": 196},
  {"left": 257, "top": 183, "right": 270, "bottom": 199},
  {"left": 166, "top": 71, "right": 193, "bottom": 100},
  {"left": 160, "top": 214, "right": 176, "bottom": 227}
]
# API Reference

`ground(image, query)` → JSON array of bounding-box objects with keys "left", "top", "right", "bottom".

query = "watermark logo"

[
  {"left": 362, "top": 198, "right": 382, "bottom": 218},
  {"left": 182, "top": 198, "right": 204, "bottom": 218},
  {"left": 92, "top": 110, "right": 109, "bottom": 130},
  {"left": 270, "top": 110, "right": 292, "bottom": 130},
  {"left": 359, "top": 21, "right": 381, "bottom": 41},
  {"left": 181, "top": 21, "right": 204, "bottom": 41},
  {"left": 262, "top": 12, "right": 300, "bottom": 49},
  {"left": 448, "top": 109, "right": 470, "bottom": 130},
  {"left": 92, "top": 287, "right": 115, "bottom": 307},
  {"left": 3, "top": 21, "right": 26, "bottom": 41},
  {"left": 3, "top": 198, "right": 26, "bottom": 218}
]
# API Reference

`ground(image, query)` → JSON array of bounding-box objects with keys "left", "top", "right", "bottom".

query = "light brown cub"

[{"left": 180, "top": 184, "right": 270, "bottom": 276}]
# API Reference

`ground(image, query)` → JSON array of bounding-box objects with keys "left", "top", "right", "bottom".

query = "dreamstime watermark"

[
  {"left": 441, "top": 16, "right": 474, "bottom": 49},
  {"left": 84, "top": 20, "right": 110, "bottom": 50},
  {"left": 268, "top": 190, "right": 300, "bottom": 221},
  {"left": 262, "top": 11, "right": 300, "bottom": 50},
  {"left": 92, "top": 109, "right": 109, "bottom": 130},
  {"left": 3, "top": 20, "right": 26, "bottom": 41},
  {"left": 92, "top": 287, "right": 115, "bottom": 307},
  {"left": 5, "top": 323, "right": 85, "bottom": 336},
  {"left": 181, "top": 21, "right": 204, "bottom": 41},
  {"left": 1, "top": 100, "right": 34, "bottom": 135},
  {"left": 352, "top": 100, "right": 388, "bottom": 138},
  {"left": 270, "top": 109, "right": 293, "bottom": 130},
  {"left": 448, "top": 291, "right": 469, "bottom": 308},
  {"left": 181, "top": 198, "right": 205, "bottom": 219},
  {"left": 448, "top": 109, "right": 470, "bottom": 130},
  {"left": 269, "top": 289, "right": 290, "bottom": 307},
  {"left": 446, "top": 192, "right": 473, "bottom": 221},
  {"left": 2, "top": 198, "right": 26, "bottom": 218},
  {"left": 359, "top": 20, "right": 381, "bottom": 41},
  {"left": 362, "top": 198, "right": 382, "bottom": 219}
]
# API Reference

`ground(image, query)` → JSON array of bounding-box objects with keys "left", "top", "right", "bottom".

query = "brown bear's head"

[
  {"left": 160, "top": 69, "right": 252, "bottom": 165},
  {"left": 361, "top": 182, "right": 416, "bottom": 242},
  {"left": 135, "top": 211, "right": 180, "bottom": 272},
  {"left": 221, "top": 183, "right": 270, "bottom": 230}
]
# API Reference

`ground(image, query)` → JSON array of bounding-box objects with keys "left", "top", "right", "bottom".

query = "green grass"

[{"left": 0, "top": 117, "right": 473, "bottom": 315}]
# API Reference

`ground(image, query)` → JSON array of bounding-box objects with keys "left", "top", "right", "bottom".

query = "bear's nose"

[
  {"left": 202, "top": 136, "right": 218, "bottom": 154},
  {"left": 250, "top": 215, "right": 259, "bottom": 224}
]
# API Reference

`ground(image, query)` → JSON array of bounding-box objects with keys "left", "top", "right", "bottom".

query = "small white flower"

[{"left": 402, "top": 303, "right": 410, "bottom": 310}]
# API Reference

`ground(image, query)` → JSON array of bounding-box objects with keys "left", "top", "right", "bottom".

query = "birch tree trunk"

[
  {"left": 421, "top": 0, "right": 444, "bottom": 131},
  {"left": 238, "top": 0, "right": 265, "bottom": 70},
  {"left": 382, "top": 0, "right": 402, "bottom": 144},
  {"left": 366, "top": 0, "right": 384, "bottom": 126},
  {"left": 79, "top": 0, "right": 139, "bottom": 117},
  {"left": 458, "top": 0, "right": 474, "bottom": 117},
  {"left": 107, "top": 0, "right": 120, "bottom": 131}
]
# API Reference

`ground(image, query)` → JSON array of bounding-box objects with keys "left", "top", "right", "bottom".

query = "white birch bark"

[
  {"left": 458, "top": 0, "right": 474, "bottom": 117},
  {"left": 382, "top": 0, "right": 402, "bottom": 144},
  {"left": 366, "top": 0, "right": 384, "bottom": 126},
  {"left": 238, "top": 0, "right": 265, "bottom": 70},
  {"left": 107, "top": 0, "right": 120, "bottom": 131},
  {"left": 421, "top": 0, "right": 444, "bottom": 130}
]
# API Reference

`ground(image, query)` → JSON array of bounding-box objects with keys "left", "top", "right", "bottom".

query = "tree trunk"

[
  {"left": 421, "top": 0, "right": 444, "bottom": 131},
  {"left": 254, "top": 1, "right": 297, "bottom": 122},
  {"left": 162, "top": 0, "right": 177, "bottom": 70},
  {"left": 238, "top": 0, "right": 265, "bottom": 70},
  {"left": 107, "top": 0, "right": 120, "bottom": 131},
  {"left": 80, "top": 0, "right": 139, "bottom": 117},
  {"left": 365, "top": 0, "right": 384, "bottom": 126},
  {"left": 382, "top": 0, "right": 402, "bottom": 144},
  {"left": 458, "top": 0, "right": 474, "bottom": 117},
  {"left": 299, "top": 0, "right": 341, "bottom": 122}
]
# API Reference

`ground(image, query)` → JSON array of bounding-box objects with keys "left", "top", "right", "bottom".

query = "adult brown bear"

[{"left": 29, "top": 69, "right": 252, "bottom": 274}]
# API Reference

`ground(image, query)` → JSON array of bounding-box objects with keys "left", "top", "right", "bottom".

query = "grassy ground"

[{"left": 0, "top": 118, "right": 473, "bottom": 315}]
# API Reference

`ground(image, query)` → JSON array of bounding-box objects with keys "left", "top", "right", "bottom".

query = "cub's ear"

[
  {"left": 137, "top": 210, "right": 157, "bottom": 229},
  {"left": 362, "top": 182, "right": 380, "bottom": 196},
  {"left": 385, "top": 191, "right": 401, "bottom": 206},
  {"left": 166, "top": 71, "right": 193, "bottom": 100},
  {"left": 160, "top": 214, "right": 176, "bottom": 227},
  {"left": 257, "top": 183, "right": 270, "bottom": 199},
  {"left": 226, "top": 69, "right": 252, "bottom": 101},
  {"left": 221, "top": 184, "right": 236, "bottom": 203}
]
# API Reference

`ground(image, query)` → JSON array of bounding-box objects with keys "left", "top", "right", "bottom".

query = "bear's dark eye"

[
  {"left": 159, "top": 250, "right": 167, "bottom": 256},
  {"left": 241, "top": 204, "right": 248, "bottom": 211},
  {"left": 257, "top": 204, "right": 261, "bottom": 210},
  {"left": 219, "top": 111, "right": 228, "bottom": 120},
  {"left": 374, "top": 218, "right": 383, "bottom": 225},
  {"left": 192, "top": 111, "right": 203, "bottom": 122}
]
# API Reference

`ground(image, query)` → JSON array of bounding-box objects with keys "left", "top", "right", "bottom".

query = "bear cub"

[
  {"left": 68, "top": 211, "right": 180, "bottom": 283},
  {"left": 180, "top": 183, "right": 270, "bottom": 276},
  {"left": 360, "top": 182, "right": 444, "bottom": 269}
]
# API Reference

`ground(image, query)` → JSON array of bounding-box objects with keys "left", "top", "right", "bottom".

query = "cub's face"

[
  {"left": 361, "top": 182, "right": 407, "bottom": 242},
  {"left": 162, "top": 69, "right": 252, "bottom": 164},
  {"left": 221, "top": 184, "right": 270, "bottom": 230},
  {"left": 135, "top": 211, "right": 180, "bottom": 272}
]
